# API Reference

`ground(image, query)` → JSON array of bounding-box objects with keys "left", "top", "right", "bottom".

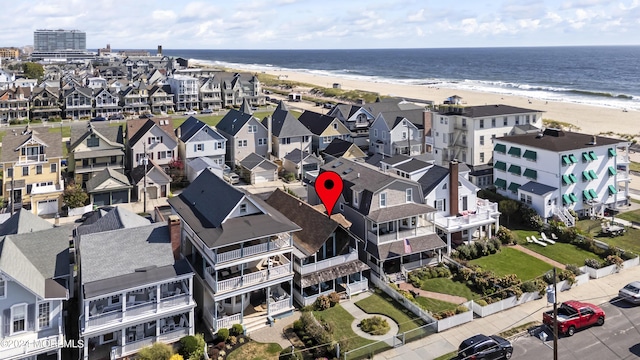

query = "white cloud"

[
  {"left": 408, "top": 9, "right": 425, "bottom": 22},
  {"left": 151, "top": 10, "right": 177, "bottom": 22}
]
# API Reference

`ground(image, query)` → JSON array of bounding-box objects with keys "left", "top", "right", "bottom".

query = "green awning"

[
  {"left": 562, "top": 155, "right": 571, "bottom": 165},
  {"left": 523, "top": 168, "right": 537, "bottom": 179},
  {"left": 608, "top": 148, "right": 617, "bottom": 157},
  {"left": 562, "top": 194, "right": 571, "bottom": 205},
  {"left": 508, "top": 164, "right": 522, "bottom": 175},
  {"left": 589, "top": 151, "right": 597, "bottom": 160},
  {"left": 562, "top": 174, "right": 572, "bottom": 185},
  {"left": 494, "top": 178, "right": 507, "bottom": 189},
  {"left": 569, "top": 174, "right": 578, "bottom": 183},
  {"left": 582, "top": 171, "right": 592, "bottom": 181},
  {"left": 609, "top": 185, "right": 618, "bottom": 195},
  {"left": 508, "top": 146, "right": 521, "bottom": 157},
  {"left": 589, "top": 170, "right": 598, "bottom": 180},
  {"left": 508, "top": 182, "right": 520, "bottom": 192},
  {"left": 582, "top": 152, "right": 591, "bottom": 162},
  {"left": 583, "top": 190, "right": 592, "bottom": 201},
  {"left": 569, "top": 193, "right": 578, "bottom": 203},
  {"left": 608, "top": 166, "right": 617, "bottom": 176},
  {"left": 494, "top": 143, "right": 507, "bottom": 153},
  {"left": 589, "top": 189, "right": 598, "bottom": 199},
  {"left": 494, "top": 161, "right": 507, "bottom": 171},
  {"left": 569, "top": 154, "right": 578, "bottom": 163},
  {"left": 523, "top": 150, "right": 537, "bottom": 161}
]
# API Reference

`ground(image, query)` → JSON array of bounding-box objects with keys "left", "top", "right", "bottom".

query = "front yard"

[
  {"left": 616, "top": 207, "right": 640, "bottom": 224},
  {"left": 227, "top": 341, "right": 282, "bottom": 360},
  {"left": 355, "top": 290, "right": 426, "bottom": 333},
  {"left": 576, "top": 219, "right": 640, "bottom": 254},
  {"left": 522, "top": 241, "right": 602, "bottom": 266},
  {"left": 312, "top": 305, "right": 374, "bottom": 352},
  {"left": 419, "top": 277, "right": 482, "bottom": 301},
  {"left": 469, "top": 247, "right": 554, "bottom": 281}
]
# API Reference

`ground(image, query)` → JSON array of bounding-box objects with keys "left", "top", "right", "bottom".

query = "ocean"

[{"left": 157, "top": 47, "right": 640, "bottom": 111}]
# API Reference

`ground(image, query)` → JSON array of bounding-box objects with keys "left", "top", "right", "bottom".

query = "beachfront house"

[
  {"left": 492, "top": 128, "right": 631, "bottom": 225},
  {"left": 368, "top": 109, "right": 428, "bottom": 157},
  {"left": 216, "top": 103, "right": 269, "bottom": 166},
  {"left": 167, "top": 170, "right": 301, "bottom": 335},
  {"left": 307, "top": 157, "right": 447, "bottom": 280},
  {"left": 167, "top": 74, "right": 199, "bottom": 111},
  {"left": 430, "top": 104, "right": 543, "bottom": 188},
  {"left": 297, "top": 110, "right": 351, "bottom": 153},
  {"left": 199, "top": 77, "right": 223, "bottom": 110},
  {"left": 265, "top": 189, "right": 369, "bottom": 306}
]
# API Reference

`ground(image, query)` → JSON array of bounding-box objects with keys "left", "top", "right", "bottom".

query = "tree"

[
  {"left": 137, "top": 342, "right": 173, "bottom": 360},
  {"left": 499, "top": 199, "right": 519, "bottom": 226},
  {"left": 22, "top": 62, "right": 44, "bottom": 80},
  {"left": 168, "top": 158, "right": 185, "bottom": 182},
  {"left": 63, "top": 183, "right": 89, "bottom": 208}
]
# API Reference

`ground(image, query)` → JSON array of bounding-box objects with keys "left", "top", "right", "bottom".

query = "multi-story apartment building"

[
  {"left": 77, "top": 213, "right": 196, "bottom": 360},
  {"left": 167, "top": 75, "right": 199, "bottom": 111},
  {"left": 430, "top": 104, "right": 543, "bottom": 188},
  {"left": 0, "top": 87, "right": 30, "bottom": 124},
  {"left": 219, "top": 73, "right": 265, "bottom": 108},
  {"left": 0, "top": 47, "right": 20, "bottom": 58},
  {"left": 34, "top": 29, "right": 86, "bottom": 51},
  {"left": 493, "top": 128, "right": 630, "bottom": 225},
  {"left": 168, "top": 170, "right": 301, "bottom": 334},
  {"left": 1, "top": 128, "right": 63, "bottom": 215}
]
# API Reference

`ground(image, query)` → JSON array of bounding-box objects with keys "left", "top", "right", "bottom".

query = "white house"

[
  {"left": 166, "top": 74, "right": 199, "bottom": 111},
  {"left": 492, "top": 128, "right": 630, "bottom": 225},
  {"left": 369, "top": 109, "right": 428, "bottom": 157},
  {"left": 176, "top": 116, "right": 227, "bottom": 166}
]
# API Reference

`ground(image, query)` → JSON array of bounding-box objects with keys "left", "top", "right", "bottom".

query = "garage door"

[
  {"left": 93, "top": 193, "right": 110, "bottom": 207},
  {"left": 111, "top": 190, "right": 129, "bottom": 204},
  {"left": 147, "top": 186, "right": 158, "bottom": 199},
  {"left": 254, "top": 171, "right": 272, "bottom": 184},
  {"left": 37, "top": 199, "right": 58, "bottom": 215}
]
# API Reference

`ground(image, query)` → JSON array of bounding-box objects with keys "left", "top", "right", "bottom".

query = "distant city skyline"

[{"left": 1, "top": 0, "right": 639, "bottom": 50}]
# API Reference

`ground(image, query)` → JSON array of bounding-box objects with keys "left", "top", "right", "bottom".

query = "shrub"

[
  {"left": 314, "top": 295, "right": 331, "bottom": 311},
  {"left": 521, "top": 280, "right": 545, "bottom": 294},
  {"left": 621, "top": 251, "right": 637, "bottom": 260},
  {"left": 228, "top": 336, "right": 237, "bottom": 346},
  {"left": 496, "top": 226, "right": 516, "bottom": 245},
  {"left": 605, "top": 255, "right": 624, "bottom": 269},
  {"left": 360, "top": 316, "right": 390, "bottom": 335},
  {"left": 584, "top": 258, "right": 602, "bottom": 269},
  {"left": 170, "top": 355, "right": 184, "bottom": 360},
  {"left": 455, "top": 305, "right": 469, "bottom": 314},
  {"left": 565, "top": 264, "right": 582, "bottom": 275},
  {"left": 475, "top": 299, "right": 488, "bottom": 306},
  {"left": 558, "top": 269, "right": 576, "bottom": 286},
  {"left": 231, "top": 323, "right": 244, "bottom": 336},
  {"left": 216, "top": 328, "right": 229, "bottom": 342},
  {"left": 293, "top": 319, "right": 304, "bottom": 332},
  {"left": 328, "top": 292, "right": 341, "bottom": 307},
  {"left": 138, "top": 342, "right": 173, "bottom": 360},
  {"left": 179, "top": 336, "right": 199, "bottom": 358}
]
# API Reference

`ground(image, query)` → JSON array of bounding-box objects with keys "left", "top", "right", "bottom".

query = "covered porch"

[{"left": 293, "top": 260, "right": 370, "bottom": 306}]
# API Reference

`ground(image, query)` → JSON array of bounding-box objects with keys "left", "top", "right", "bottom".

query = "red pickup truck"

[{"left": 543, "top": 300, "right": 605, "bottom": 336}]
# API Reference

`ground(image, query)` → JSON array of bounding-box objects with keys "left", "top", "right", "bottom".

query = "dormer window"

[
  {"left": 379, "top": 192, "right": 387, "bottom": 208},
  {"left": 87, "top": 134, "right": 99, "bottom": 147},
  {"left": 240, "top": 203, "right": 247, "bottom": 214}
]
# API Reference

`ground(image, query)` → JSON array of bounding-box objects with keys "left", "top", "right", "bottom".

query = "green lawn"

[
  {"left": 414, "top": 296, "right": 458, "bottom": 314},
  {"left": 512, "top": 229, "right": 541, "bottom": 244},
  {"left": 355, "top": 289, "right": 425, "bottom": 333},
  {"left": 576, "top": 219, "right": 640, "bottom": 254},
  {"left": 420, "top": 277, "right": 481, "bottom": 300},
  {"left": 227, "top": 341, "right": 282, "bottom": 360},
  {"left": 48, "top": 125, "right": 71, "bottom": 138},
  {"left": 312, "top": 305, "right": 374, "bottom": 352},
  {"left": 630, "top": 161, "right": 640, "bottom": 173},
  {"left": 617, "top": 208, "right": 640, "bottom": 224},
  {"left": 523, "top": 241, "right": 601, "bottom": 266},
  {"left": 469, "top": 247, "right": 553, "bottom": 281}
]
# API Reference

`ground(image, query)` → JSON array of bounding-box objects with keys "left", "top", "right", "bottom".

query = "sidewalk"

[{"left": 374, "top": 264, "right": 640, "bottom": 360}]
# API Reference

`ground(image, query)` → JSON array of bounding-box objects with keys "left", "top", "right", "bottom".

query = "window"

[
  {"left": 258, "top": 138, "right": 267, "bottom": 146},
  {"left": 36, "top": 165, "right": 42, "bottom": 174},
  {"left": 462, "top": 119, "right": 466, "bottom": 127},
  {"left": 23, "top": 166, "right": 29, "bottom": 176},
  {"left": 303, "top": 136, "right": 310, "bottom": 142},
  {"left": 480, "top": 119, "right": 484, "bottom": 129},
  {"left": 7, "top": 168, "right": 12, "bottom": 178},
  {"left": 434, "top": 199, "right": 446, "bottom": 212},
  {"left": 462, "top": 151, "right": 466, "bottom": 162},
  {"left": 38, "top": 302, "right": 50, "bottom": 329},
  {"left": 443, "top": 133, "right": 448, "bottom": 143},
  {"left": 353, "top": 191, "right": 360, "bottom": 207},
  {"left": 491, "top": 118, "right": 496, "bottom": 127},
  {"left": 402, "top": 131, "right": 407, "bottom": 139},
  {"left": 280, "top": 138, "right": 291, "bottom": 145},
  {"left": 374, "top": 129, "right": 378, "bottom": 137},
  {"left": 382, "top": 131, "right": 386, "bottom": 140},
  {"left": 0, "top": 276, "right": 5, "bottom": 298},
  {"left": 195, "top": 144, "right": 204, "bottom": 151},
  {"left": 239, "top": 203, "right": 247, "bottom": 214},
  {"left": 87, "top": 134, "right": 99, "bottom": 147},
  {"left": 503, "top": 117, "right": 508, "bottom": 126},
  {"left": 515, "top": 115, "right": 520, "bottom": 125},
  {"left": 11, "top": 304, "right": 26, "bottom": 334},
  {"left": 462, "top": 135, "right": 467, "bottom": 145},
  {"left": 333, "top": 122, "right": 338, "bottom": 130},
  {"left": 216, "top": 142, "right": 224, "bottom": 149},
  {"left": 248, "top": 125, "right": 257, "bottom": 133},
  {"left": 479, "top": 136, "right": 484, "bottom": 145},
  {"left": 148, "top": 136, "right": 163, "bottom": 144},
  {"left": 462, "top": 196, "right": 468, "bottom": 211},
  {"left": 238, "top": 140, "right": 247, "bottom": 147},
  {"left": 379, "top": 192, "right": 387, "bottom": 207},
  {"left": 480, "top": 152, "right": 485, "bottom": 163},
  {"left": 405, "top": 188, "right": 413, "bottom": 202}
]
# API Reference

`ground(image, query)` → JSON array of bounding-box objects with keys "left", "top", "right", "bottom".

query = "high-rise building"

[{"left": 34, "top": 29, "right": 86, "bottom": 51}]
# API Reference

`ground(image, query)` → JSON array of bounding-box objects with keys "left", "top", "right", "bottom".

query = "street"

[{"left": 512, "top": 298, "right": 640, "bottom": 360}]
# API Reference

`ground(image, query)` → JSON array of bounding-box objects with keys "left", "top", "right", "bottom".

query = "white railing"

[
  {"left": 210, "top": 237, "right": 290, "bottom": 265},
  {"left": 433, "top": 211, "right": 494, "bottom": 229},
  {"left": 125, "top": 302, "right": 156, "bottom": 317},
  {"left": 269, "top": 298, "right": 291, "bottom": 314},
  {"left": 563, "top": 208, "right": 575, "bottom": 227},
  {"left": 159, "top": 294, "right": 190, "bottom": 309},
  {"left": 215, "top": 313, "right": 241, "bottom": 331},
  {"left": 346, "top": 279, "right": 369, "bottom": 298},
  {"left": 158, "top": 327, "right": 190, "bottom": 342},
  {"left": 87, "top": 310, "right": 122, "bottom": 327},
  {"left": 617, "top": 172, "right": 630, "bottom": 181},
  {"left": 121, "top": 337, "right": 154, "bottom": 356},
  {"left": 476, "top": 199, "right": 499, "bottom": 214},
  {"left": 618, "top": 155, "right": 630, "bottom": 164},
  {"left": 213, "top": 263, "right": 291, "bottom": 293},
  {"left": 401, "top": 257, "right": 439, "bottom": 272},
  {"left": 294, "top": 251, "right": 358, "bottom": 275},
  {"left": 367, "top": 227, "right": 433, "bottom": 243}
]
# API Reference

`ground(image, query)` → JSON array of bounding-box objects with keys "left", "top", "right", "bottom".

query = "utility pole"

[
  {"left": 142, "top": 141, "right": 148, "bottom": 214},
  {"left": 553, "top": 267, "right": 558, "bottom": 360}
]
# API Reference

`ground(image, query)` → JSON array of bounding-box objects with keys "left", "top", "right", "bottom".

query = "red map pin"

[{"left": 315, "top": 171, "right": 343, "bottom": 216}]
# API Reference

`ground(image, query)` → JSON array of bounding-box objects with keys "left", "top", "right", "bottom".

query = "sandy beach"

[{"left": 255, "top": 69, "right": 638, "bottom": 141}]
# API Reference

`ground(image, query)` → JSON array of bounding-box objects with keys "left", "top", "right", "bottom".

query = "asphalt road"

[{"left": 511, "top": 298, "right": 640, "bottom": 360}]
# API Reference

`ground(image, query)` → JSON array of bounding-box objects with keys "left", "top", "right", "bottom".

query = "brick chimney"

[
  {"left": 422, "top": 111, "right": 432, "bottom": 154},
  {"left": 449, "top": 160, "right": 459, "bottom": 216},
  {"left": 168, "top": 215, "right": 181, "bottom": 260}
]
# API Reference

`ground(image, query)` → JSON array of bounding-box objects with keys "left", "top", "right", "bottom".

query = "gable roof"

[
  {"left": 0, "top": 209, "right": 54, "bottom": 236},
  {"left": 168, "top": 169, "right": 300, "bottom": 249},
  {"left": 240, "top": 153, "right": 278, "bottom": 171},
  {"left": 177, "top": 116, "right": 225, "bottom": 142},
  {"left": 283, "top": 149, "right": 315, "bottom": 163},
  {"left": 417, "top": 165, "right": 450, "bottom": 195},
  {"left": 0, "top": 127, "right": 63, "bottom": 162},
  {"left": 86, "top": 168, "right": 132, "bottom": 193},
  {"left": 263, "top": 101, "right": 313, "bottom": 138},
  {"left": 187, "top": 157, "right": 223, "bottom": 173},
  {"left": 377, "top": 108, "right": 426, "bottom": 130},
  {"left": 130, "top": 163, "right": 172, "bottom": 185},
  {"left": 217, "top": 109, "right": 260, "bottom": 136},
  {"left": 77, "top": 206, "right": 151, "bottom": 237},
  {"left": 298, "top": 111, "right": 339, "bottom": 135},
  {"left": 70, "top": 123, "right": 124, "bottom": 150},
  {"left": 323, "top": 138, "right": 360, "bottom": 157},
  {"left": 265, "top": 189, "right": 339, "bottom": 257},
  {"left": 126, "top": 117, "right": 176, "bottom": 145}
]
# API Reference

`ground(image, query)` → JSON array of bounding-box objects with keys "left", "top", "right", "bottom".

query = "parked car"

[
  {"left": 183, "top": 110, "right": 198, "bottom": 115},
  {"left": 543, "top": 300, "right": 605, "bottom": 336},
  {"left": 139, "top": 113, "right": 154, "bottom": 119},
  {"left": 108, "top": 113, "right": 124, "bottom": 120},
  {"left": 458, "top": 334, "right": 513, "bottom": 360},
  {"left": 223, "top": 172, "right": 240, "bottom": 185},
  {"left": 618, "top": 281, "right": 640, "bottom": 305},
  {"left": 201, "top": 108, "right": 214, "bottom": 114},
  {"left": 90, "top": 116, "right": 106, "bottom": 122}
]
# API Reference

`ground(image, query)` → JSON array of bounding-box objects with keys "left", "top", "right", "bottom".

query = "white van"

[{"left": 223, "top": 172, "right": 240, "bottom": 184}]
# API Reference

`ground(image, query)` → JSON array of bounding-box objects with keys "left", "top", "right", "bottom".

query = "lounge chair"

[
  {"left": 551, "top": 233, "right": 558, "bottom": 240},
  {"left": 540, "top": 233, "right": 555, "bottom": 244},
  {"left": 532, "top": 236, "right": 547, "bottom": 247},
  {"left": 526, "top": 236, "right": 534, "bottom": 243}
]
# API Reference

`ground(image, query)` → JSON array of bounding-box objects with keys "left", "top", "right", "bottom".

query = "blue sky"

[{"left": 1, "top": 0, "right": 639, "bottom": 49}]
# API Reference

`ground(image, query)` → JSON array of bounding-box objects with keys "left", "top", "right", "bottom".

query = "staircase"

[{"left": 553, "top": 207, "right": 575, "bottom": 227}]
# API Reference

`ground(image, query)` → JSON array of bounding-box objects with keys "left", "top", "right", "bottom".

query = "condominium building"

[{"left": 34, "top": 29, "right": 86, "bottom": 51}]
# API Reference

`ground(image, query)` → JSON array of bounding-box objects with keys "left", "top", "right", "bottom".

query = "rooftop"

[{"left": 497, "top": 128, "right": 625, "bottom": 152}]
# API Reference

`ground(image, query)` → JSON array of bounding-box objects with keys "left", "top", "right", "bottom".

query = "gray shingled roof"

[
  {"left": 0, "top": 128, "right": 63, "bottom": 162},
  {"left": 367, "top": 233, "right": 446, "bottom": 260},
  {"left": 187, "top": 157, "right": 222, "bottom": 173},
  {"left": 298, "top": 111, "right": 338, "bottom": 135},
  {"left": 417, "top": 165, "right": 450, "bottom": 195},
  {"left": 70, "top": 123, "right": 124, "bottom": 150},
  {"left": 86, "top": 168, "right": 131, "bottom": 193},
  {"left": 438, "top": 104, "right": 542, "bottom": 117},
  {"left": 378, "top": 109, "right": 426, "bottom": 130},
  {"left": 240, "top": 153, "right": 277, "bottom": 171},
  {"left": 8, "top": 227, "right": 70, "bottom": 280},
  {"left": 217, "top": 109, "right": 260, "bottom": 136},
  {"left": 77, "top": 206, "right": 151, "bottom": 237},
  {"left": 394, "top": 159, "right": 431, "bottom": 173},
  {"left": 80, "top": 222, "right": 174, "bottom": 284},
  {"left": 519, "top": 181, "right": 558, "bottom": 196},
  {"left": 0, "top": 209, "right": 54, "bottom": 236},
  {"left": 263, "top": 102, "right": 313, "bottom": 138},
  {"left": 130, "top": 163, "right": 171, "bottom": 185},
  {"left": 497, "top": 128, "right": 624, "bottom": 152},
  {"left": 0, "top": 238, "right": 47, "bottom": 298},
  {"left": 323, "top": 139, "right": 358, "bottom": 157}
]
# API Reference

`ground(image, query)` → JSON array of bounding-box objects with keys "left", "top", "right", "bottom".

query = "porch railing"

[
  {"left": 125, "top": 302, "right": 156, "bottom": 317},
  {"left": 346, "top": 279, "right": 369, "bottom": 298},
  {"left": 159, "top": 294, "right": 190, "bottom": 309},
  {"left": 207, "top": 263, "right": 292, "bottom": 293},
  {"left": 121, "top": 338, "right": 154, "bottom": 356},
  {"left": 215, "top": 313, "right": 242, "bottom": 331},
  {"left": 433, "top": 211, "right": 494, "bottom": 229},
  {"left": 208, "top": 237, "right": 291, "bottom": 265},
  {"left": 293, "top": 250, "right": 358, "bottom": 275},
  {"left": 268, "top": 298, "right": 291, "bottom": 314}
]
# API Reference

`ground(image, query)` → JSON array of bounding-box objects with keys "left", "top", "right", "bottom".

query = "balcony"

[
  {"left": 204, "top": 255, "right": 292, "bottom": 294},
  {"left": 75, "top": 162, "right": 124, "bottom": 174},
  {"left": 433, "top": 210, "right": 497, "bottom": 230},
  {"left": 16, "top": 154, "right": 47, "bottom": 164},
  {"left": 214, "top": 313, "right": 242, "bottom": 331},
  {"left": 294, "top": 249, "right": 358, "bottom": 275},
  {"left": 476, "top": 199, "right": 500, "bottom": 214},
  {"left": 367, "top": 227, "right": 433, "bottom": 243},
  {"left": 204, "top": 234, "right": 291, "bottom": 266},
  {"left": 618, "top": 155, "right": 630, "bottom": 164},
  {"left": 346, "top": 278, "right": 369, "bottom": 298}
]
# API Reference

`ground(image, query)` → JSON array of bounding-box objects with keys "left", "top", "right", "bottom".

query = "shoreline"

[{"left": 192, "top": 60, "right": 638, "bottom": 140}]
